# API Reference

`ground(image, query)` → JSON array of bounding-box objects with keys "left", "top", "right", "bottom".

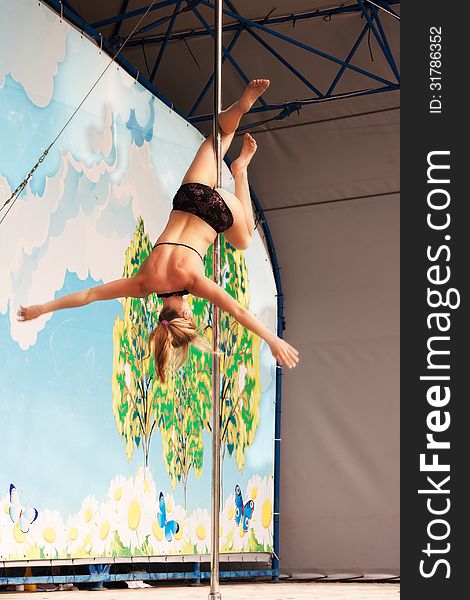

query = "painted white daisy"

[
  {"left": 0, "top": 520, "right": 36, "bottom": 560},
  {"left": 115, "top": 476, "right": 155, "bottom": 552},
  {"left": 231, "top": 513, "right": 249, "bottom": 552},
  {"left": 108, "top": 474, "right": 128, "bottom": 508},
  {"left": 219, "top": 493, "right": 236, "bottom": 551},
  {"left": 251, "top": 475, "right": 274, "bottom": 550},
  {"left": 188, "top": 507, "right": 211, "bottom": 554},
  {"left": 245, "top": 475, "right": 263, "bottom": 505},
  {"left": 166, "top": 501, "right": 187, "bottom": 554},
  {"left": 90, "top": 500, "right": 118, "bottom": 557},
  {"left": 79, "top": 495, "right": 100, "bottom": 530},
  {"left": 63, "top": 512, "right": 86, "bottom": 556},
  {"left": 0, "top": 493, "right": 10, "bottom": 534},
  {"left": 0, "top": 517, "right": 8, "bottom": 559},
  {"left": 0, "top": 491, "right": 39, "bottom": 559},
  {"left": 134, "top": 466, "right": 157, "bottom": 499},
  {"left": 33, "top": 509, "right": 66, "bottom": 558}
]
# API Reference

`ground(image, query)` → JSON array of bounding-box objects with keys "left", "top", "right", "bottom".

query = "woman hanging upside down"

[{"left": 18, "top": 79, "right": 299, "bottom": 381}]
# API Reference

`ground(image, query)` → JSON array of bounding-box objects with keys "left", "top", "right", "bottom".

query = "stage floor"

[{"left": 0, "top": 583, "right": 400, "bottom": 599}]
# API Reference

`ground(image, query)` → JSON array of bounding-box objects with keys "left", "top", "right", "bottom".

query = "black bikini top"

[{"left": 157, "top": 289, "right": 189, "bottom": 299}]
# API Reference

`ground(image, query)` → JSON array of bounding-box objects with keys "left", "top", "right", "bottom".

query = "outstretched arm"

[
  {"left": 17, "top": 275, "right": 146, "bottom": 321},
  {"left": 190, "top": 275, "right": 299, "bottom": 369}
]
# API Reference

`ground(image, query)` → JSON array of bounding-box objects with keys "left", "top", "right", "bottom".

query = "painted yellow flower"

[
  {"left": 250, "top": 475, "right": 274, "bottom": 550},
  {"left": 33, "top": 509, "right": 66, "bottom": 558},
  {"left": 115, "top": 475, "right": 155, "bottom": 551},
  {"left": 79, "top": 495, "right": 99, "bottom": 531},
  {"left": 90, "top": 500, "right": 118, "bottom": 556},
  {"left": 0, "top": 494, "right": 36, "bottom": 560},
  {"left": 64, "top": 513, "right": 85, "bottom": 555},
  {"left": 107, "top": 474, "right": 128, "bottom": 506},
  {"left": 219, "top": 493, "right": 236, "bottom": 550},
  {"left": 188, "top": 508, "right": 211, "bottom": 554},
  {"left": 134, "top": 466, "right": 156, "bottom": 499}
]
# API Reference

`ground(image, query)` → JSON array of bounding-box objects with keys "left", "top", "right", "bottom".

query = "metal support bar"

[
  {"left": 357, "top": 0, "right": 400, "bottom": 82},
  {"left": 92, "top": 0, "right": 178, "bottom": 28},
  {"left": 201, "top": 0, "right": 396, "bottom": 88},
  {"left": 190, "top": 84, "right": 399, "bottom": 123},
  {"left": 0, "top": 569, "right": 275, "bottom": 586},
  {"left": 191, "top": 6, "right": 268, "bottom": 107},
  {"left": 326, "top": 21, "right": 371, "bottom": 96},
  {"left": 223, "top": 0, "right": 323, "bottom": 98},
  {"left": 112, "top": 0, "right": 130, "bottom": 38},
  {"left": 370, "top": 5, "right": 400, "bottom": 80},
  {"left": 149, "top": 0, "right": 181, "bottom": 82},
  {"left": 248, "top": 28, "right": 323, "bottom": 98},
  {"left": 189, "top": 28, "right": 242, "bottom": 117},
  {"left": 209, "top": 3, "right": 223, "bottom": 598},
  {"left": 367, "top": 0, "right": 400, "bottom": 20},
  {"left": 116, "top": 2, "right": 401, "bottom": 43}
]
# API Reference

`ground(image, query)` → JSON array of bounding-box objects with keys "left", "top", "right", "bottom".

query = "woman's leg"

[
  {"left": 222, "top": 133, "right": 258, "bottom": 250},
  {"left": 182, "top": 79, "right": 269, "bottom": 187},
  {"left": 230, "top": 133, "right": 257, "bottom": 234}
]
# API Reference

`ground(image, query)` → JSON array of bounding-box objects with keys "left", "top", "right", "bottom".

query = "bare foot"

[
  {"left": 17, "top": 305, "right": 43, "bottom": 321},
  {"left": 237, "top": 79, "right": 270, "bottom": 113},
  {"left": 231, "top": 133, "right": 257, "bottom": 174}
]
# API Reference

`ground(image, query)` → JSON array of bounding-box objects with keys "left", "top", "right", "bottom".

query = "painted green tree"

[
  {"left": 206, "top": 238, "right": 262, "bottom": 471},
  {"left": 159, "top": 340, "right": 212, "bottom": 507},
  {"left": 158, "top": 237, "right": 262, "bottom": 496},
  {"left": 112, "top": 217, "right": 164, "bottom": 468},
  {"left": 112, "top": 218, "right": 262, "bottom": 489}
]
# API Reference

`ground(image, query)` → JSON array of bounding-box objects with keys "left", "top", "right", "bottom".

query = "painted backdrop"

[{"left": 0, "top": 0, "right": 277, "bottom": 561}]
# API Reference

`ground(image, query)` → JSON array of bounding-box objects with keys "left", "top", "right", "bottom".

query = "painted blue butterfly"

[
  {"left": 234, "top": 484, "right": 255, "bottom": 534},
  {"left": 9, "top": 484, "right": 38, "bottom": 533},
  {"left": 157, "top": 492, "right": 180, "bottom": 542}
]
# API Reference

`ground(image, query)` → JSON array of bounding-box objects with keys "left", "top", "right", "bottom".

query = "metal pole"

[{"left": 209, "top": 1, "right": 222, "bottom": 599}]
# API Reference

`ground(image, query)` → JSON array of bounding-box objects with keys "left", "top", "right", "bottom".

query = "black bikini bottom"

[{"left": 172, "top": 182, "right": 234, "bottom": 233}]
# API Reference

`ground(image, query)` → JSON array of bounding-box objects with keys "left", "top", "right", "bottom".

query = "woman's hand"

[
  {"left": 268, "top": 336, "right": 299, "bottom": 369},
  {"left": 17, "top": 305, "right": 43, "bottom": 321}
]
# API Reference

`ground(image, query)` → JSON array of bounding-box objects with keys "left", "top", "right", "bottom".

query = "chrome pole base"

[{"left": 208, "top": 593, "right": 222, "bottom": 600}]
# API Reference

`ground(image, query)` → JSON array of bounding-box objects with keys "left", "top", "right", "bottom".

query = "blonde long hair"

[{"left": 149, "top": 306, "right": 212, "bottom": 383}]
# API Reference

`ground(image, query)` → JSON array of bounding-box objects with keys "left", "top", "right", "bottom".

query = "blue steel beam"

[
  {"left": 189, "top": 28, "right": 243, "bottom": 117},
  {"left": 112, "top": 0, "right": 130, "bottom": 38},
  {"left": 367, "top": 0, "right": 400, "bottom": 19},
  {"left": 248, "top": 28, "right": 324, "bottom": 98},
  {"left": 149, "top": 0, "right": 181, "bottom": 82},
  {"left": 189, "top": 84, "right": 399, "bottom": 123},
  {"left": 98, "top": 2, "right": 400, "bottom": 34},
  {"left": 200, "top": 0, "right": 396, "bottom": 88},
  {"left": 190, "top": 5, "right": 268, "bottom": 108},
  {"left": 224, "top": 0, "right": 323, "bottom": 98},
  {"left": 326, "top": 21, "right": 372, "bottom": 96},
  {"left": 42, "top": 0, "right": 187, "bottom": 120},
  {"left": 357, "top": 0, "right": 400, "bottom": 82},
  {"left": 370, "top": 4, "right": 400, "bottom": 80},
  {"left": 92, "top": 0, "right": 178, "bottom": 28}
]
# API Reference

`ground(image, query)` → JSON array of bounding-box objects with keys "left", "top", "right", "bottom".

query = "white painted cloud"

[
  {"left": 0, "top": 0, "right": 68, "bottom": 107},
  {"left": 9, "top": 203, "right": 131, "bottom": 350},
  {"left": 0, "top": 0, "right": 277, "bottom": 355},
  {"left": 112, "top": 143, "right": 169, "bottom": 241}
]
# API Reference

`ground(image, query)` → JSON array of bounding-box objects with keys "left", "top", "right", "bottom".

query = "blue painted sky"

[
  {"left": 0, "top": 0, "right": 276, "bottom": 524},
  {"left": 0, "top": 271, "right": 274, "bottom": 517}
]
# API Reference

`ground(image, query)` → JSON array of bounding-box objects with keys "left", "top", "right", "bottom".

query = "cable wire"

[{"left": 0, "top": 0, "right": 160, "bottom": 226}]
